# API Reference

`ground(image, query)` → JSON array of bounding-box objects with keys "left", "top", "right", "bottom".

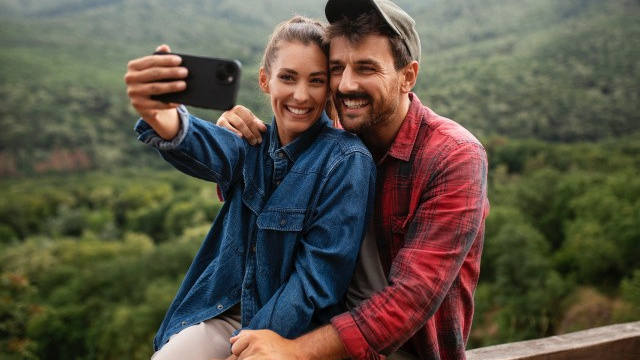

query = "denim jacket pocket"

[
  {"left": 256, "top": 209, "right": 306, "bottom": 232},
  {"left": 256, "top": 209, "right": 306, "bottom": 282}
]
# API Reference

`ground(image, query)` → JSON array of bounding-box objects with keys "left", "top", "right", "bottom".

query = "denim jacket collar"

[{"left": 268, "top": 111, "right": 332, "bottom": 162}]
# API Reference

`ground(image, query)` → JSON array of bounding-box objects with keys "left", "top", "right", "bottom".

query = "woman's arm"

[{"left": 136, "top": 109, "right": 248, "bottom": 189}]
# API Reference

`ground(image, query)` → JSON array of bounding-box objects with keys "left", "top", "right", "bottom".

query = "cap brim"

[{"left": 325, "top": 0, "right": 379, "bottom": 24}]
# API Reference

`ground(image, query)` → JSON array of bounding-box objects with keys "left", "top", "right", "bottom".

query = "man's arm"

[
  {"left": 217, "top": 105, "right": 267, "bottom": 145},
  {"left": 230, "top": 325, "right": 348, "bottom": 360}
]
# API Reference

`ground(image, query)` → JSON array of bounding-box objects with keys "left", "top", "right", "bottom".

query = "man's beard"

[{"left": 334, "top": 89, "right": 400, "bottom": 135}]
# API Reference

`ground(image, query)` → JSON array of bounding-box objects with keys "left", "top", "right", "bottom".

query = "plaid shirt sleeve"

[{"left": 332, "top": 98, "right": 489, "bottom": 359}]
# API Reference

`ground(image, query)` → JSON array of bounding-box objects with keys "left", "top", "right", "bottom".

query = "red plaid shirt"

[{"left": 331, "top": 93, "right": 489, "bottom": 360}]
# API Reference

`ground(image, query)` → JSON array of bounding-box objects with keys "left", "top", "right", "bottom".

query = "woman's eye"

[{"left": 279, "top": 75, "right": 295, "bottom": 82}]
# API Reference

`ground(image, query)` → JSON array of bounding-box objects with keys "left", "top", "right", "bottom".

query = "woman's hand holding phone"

[
  {"left": 125, "top": 44, "right": 242, "bottom": 140},
  {"left": 124, "top": 44, "right": 187, "bottom": 140}
]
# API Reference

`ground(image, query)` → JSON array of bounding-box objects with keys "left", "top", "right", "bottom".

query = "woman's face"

[{"left": 260, "top": 41, "right": 328, "bottom": 145}]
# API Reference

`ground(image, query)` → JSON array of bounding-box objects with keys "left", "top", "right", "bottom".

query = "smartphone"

[{"left": 151, "top": 52, "right": 242, "bottom": 110}]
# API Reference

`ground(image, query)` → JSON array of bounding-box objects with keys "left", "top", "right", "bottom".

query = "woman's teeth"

[{"left": 287, "top": 106, "right": 311, "bottom": 115}]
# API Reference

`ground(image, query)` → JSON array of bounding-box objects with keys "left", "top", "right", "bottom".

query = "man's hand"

[
  {"left": 124, "top": 44, "right": 186, "bottom": 139},
  {"left": 228, "top": 325, "right": 349, "bottom": 360},
  {"left": 230, "top": 330, "right": 298, "bottom": 360},
  {"left": 217, "top": 105, "right": 267, "bottom": 145}
]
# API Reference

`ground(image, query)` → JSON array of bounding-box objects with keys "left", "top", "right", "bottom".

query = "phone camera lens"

[{"left": 216, "top": 63, "right": 237, "bottom": 84}]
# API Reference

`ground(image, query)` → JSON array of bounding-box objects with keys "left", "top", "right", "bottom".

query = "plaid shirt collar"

[{"left": 385, "top": 93, "right": 423, "bottom": 162}]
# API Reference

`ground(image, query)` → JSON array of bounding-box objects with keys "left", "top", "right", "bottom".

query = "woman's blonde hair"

[{"left": 260, "top": 15, "right": 329, "bottom": 75}]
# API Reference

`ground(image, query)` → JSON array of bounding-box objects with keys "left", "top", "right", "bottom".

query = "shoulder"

[
  {"left": 401, "top": 105, "right": 488, "bottom": 180},
  {"left": 417, "top": 106, "right": 486, "bottom": 157},
  {"left": 424, "top": 108, "right": 481, "bottom": 145},
  {"left": 317, "top": 126, "right": 372, "bottom": 159},
  {"left": 399, "top": 94, "right": 486, "bottom": 164},
  {"left": 297, "top": 126, "right": 374, "bottom": 179}
]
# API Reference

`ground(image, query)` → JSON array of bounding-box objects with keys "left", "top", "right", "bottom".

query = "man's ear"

[
  {"left": 400, "top": 61, "right": 419, "bottom": 93},
  {"left": 259, "top": 67, "right": 270, "bottom": 94}
]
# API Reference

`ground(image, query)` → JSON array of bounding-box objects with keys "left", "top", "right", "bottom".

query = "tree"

[{"left": 486, "top": 216, "right": 571, "bottom": 342}]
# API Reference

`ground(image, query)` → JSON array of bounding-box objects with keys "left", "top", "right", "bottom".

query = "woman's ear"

[{"left": 259, "top": 67, "right": 270, "bottom": 94}]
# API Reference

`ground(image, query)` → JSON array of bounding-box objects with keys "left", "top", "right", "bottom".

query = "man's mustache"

[{"left": 334, "top": 91, "right": 371, "bottom": 102}]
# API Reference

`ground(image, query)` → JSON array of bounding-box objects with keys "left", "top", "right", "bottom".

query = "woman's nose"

[{"left": 293, "top": 83, "right": 310, "bottom": 102}]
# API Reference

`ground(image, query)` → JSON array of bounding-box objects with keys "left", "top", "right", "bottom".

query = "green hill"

[
  {"left": 419, "top": 0, "right": 640, "bottom": 141},
  {"left": 0, "top": 0, "right": 638, "bottom": 176}
]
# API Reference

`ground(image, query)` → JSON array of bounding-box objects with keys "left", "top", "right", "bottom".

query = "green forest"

[{"left": 1, "top": 0, "right": 639, "bottom": 359}]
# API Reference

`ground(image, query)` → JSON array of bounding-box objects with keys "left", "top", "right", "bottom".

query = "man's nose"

[{"left": 337, "top": 67, "right": 358, "bottom": 93}]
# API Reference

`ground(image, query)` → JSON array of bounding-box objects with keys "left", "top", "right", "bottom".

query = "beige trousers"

[{"left": 150, "top": 305, "right": 241, "bottom": 360}]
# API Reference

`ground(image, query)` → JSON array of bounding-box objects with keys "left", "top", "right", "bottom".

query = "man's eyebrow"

[
  {"left": 329, "top": 59, "right": 381, "bottom": 67},
  {"left": 358, "top": 59, "right": 382, "bottom": 68}
]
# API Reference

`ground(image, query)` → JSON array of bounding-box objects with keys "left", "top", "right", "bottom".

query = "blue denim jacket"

[{"left": 135, "top": 108, "right": 375, "bottom": 351}]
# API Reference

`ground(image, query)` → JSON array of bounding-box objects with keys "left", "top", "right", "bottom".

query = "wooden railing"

[{"left": 466, "top": 321, "right": 640, "bottom": 360}]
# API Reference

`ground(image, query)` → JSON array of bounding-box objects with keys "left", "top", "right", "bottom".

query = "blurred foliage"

[
  {"left": 0, "top": 0, "right": 639, "bottom": 358},
  {"left": 466, "top": 133, "right": 640, "bottom": 348},
  {"left": 0, "top": 176, "right": 212, "bottom": 359},
  {"left": 421, "top": 0, "right": 639, "bottom": 142}
]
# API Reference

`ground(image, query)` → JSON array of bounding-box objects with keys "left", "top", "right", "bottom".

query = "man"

[{"left": 217, "top": 1, "right": 489, "bottom": 359}]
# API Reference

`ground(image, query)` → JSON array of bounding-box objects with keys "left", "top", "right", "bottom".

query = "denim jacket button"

[
  {"left": 280, "top": 219, "right": 287, "bottom": 227},
  {"left": 181, "top": 321, "right": 187, "bottom": 326},
  {"left": 217, "top": 304, "right": 224, "bottom": 310}
]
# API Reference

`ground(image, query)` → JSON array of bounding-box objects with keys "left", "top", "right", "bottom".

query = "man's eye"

[{"left": 330, "top": 66, "right": 344, "bottom": 74}]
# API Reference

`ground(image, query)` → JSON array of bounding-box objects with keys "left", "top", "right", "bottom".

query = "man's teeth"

[
  {"left": 287, "top": 106, "right": 311, "bottom": 115},
  {"left": 343, "top": 99, "right": 369, "bottom": 109}
]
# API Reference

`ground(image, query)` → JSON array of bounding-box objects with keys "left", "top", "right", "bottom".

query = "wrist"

[
  {"left": 148, "top": 108, "right": 181, "bottom": 140},
  {"left": 293, "top": 324, "right": 349, "bottom": 360}
]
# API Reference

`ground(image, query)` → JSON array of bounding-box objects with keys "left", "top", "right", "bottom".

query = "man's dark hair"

[{"left": 325, "top": 10, "right": 412, "bottom": 70}]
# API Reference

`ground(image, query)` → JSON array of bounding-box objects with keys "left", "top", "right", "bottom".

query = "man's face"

[{"left": 329, "top": 34, "right": 403, "bottom": 135}]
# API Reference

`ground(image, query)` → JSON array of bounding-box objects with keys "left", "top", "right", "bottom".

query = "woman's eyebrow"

[{"left": 280, "top": 68, "right": 327, "bottom": 77}]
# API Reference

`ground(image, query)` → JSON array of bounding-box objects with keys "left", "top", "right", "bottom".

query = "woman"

[{"left": 124, "top": 16, "right": 375, "bottom": 360}]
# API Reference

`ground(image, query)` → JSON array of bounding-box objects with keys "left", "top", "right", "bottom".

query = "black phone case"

[{"left": 151, "top": 52, "right": 242, "bottom": 110}]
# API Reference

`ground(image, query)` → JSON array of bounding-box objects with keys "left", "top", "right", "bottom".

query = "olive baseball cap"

[{"left": 325, "top": 0, "right": 421, "bottom": 63}]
